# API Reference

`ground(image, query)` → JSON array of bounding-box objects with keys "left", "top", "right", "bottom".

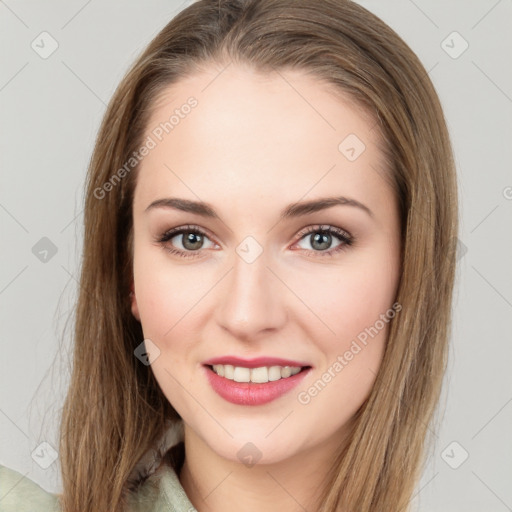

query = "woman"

[{"left": 0, "top": 0, "right": 458, "bottom": 511}]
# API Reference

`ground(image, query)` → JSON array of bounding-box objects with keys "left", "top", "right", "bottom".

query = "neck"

[{"left": 179, "top": 424, "right": 350, "bottom": 512}]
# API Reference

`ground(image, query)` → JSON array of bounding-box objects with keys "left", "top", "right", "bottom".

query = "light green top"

[{"left": 0, "top": 463, "right": 197, "bottom": 512}]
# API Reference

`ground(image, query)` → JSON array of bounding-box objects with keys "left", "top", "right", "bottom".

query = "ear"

[{"left": 130, "top": 281, "right": 141, "bottom": 322}]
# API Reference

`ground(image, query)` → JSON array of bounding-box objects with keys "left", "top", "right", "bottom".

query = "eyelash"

[{"left": 156, "top": 224, "right": 354, "bottom": 259}]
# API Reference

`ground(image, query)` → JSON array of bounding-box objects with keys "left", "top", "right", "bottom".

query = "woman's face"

[{"left": 130, "top": 63, "right": 401, "bottom": 465}]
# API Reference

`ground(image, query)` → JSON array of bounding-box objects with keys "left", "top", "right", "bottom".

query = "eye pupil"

[
  {"left": 311, "top": 232, "right": 331, "bottom": 251},
  {"left": 183, "top": 232, "right": 203, "bottom": 250}
]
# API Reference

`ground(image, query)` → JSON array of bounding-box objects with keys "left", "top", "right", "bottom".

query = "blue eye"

[
  {"left": 157, "top": 225, "right": 215, "bottom": 259},
  {"left": 293, "top": 225, "right": 353, "bottom": 257},
  {"left": 157, "top": 224, "right": 354, "bottom": 259}
]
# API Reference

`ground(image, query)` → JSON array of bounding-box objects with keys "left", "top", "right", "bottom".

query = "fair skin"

[{"left": 130, "top": 62, "right": 401, "bottom": 512}]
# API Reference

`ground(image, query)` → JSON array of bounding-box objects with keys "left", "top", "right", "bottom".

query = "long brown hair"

[{"left": 59, "top": 1, "right": 459, "bottom": 510}]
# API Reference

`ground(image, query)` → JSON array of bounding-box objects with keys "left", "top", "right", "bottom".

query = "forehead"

[
  {"left": 147, "top": 62, "right": 379, "bottom": 147},
  {"left": 134, "top": 64, "right": 390, "bottom": 216}
]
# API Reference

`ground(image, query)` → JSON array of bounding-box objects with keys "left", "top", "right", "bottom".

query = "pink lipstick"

[{"left": 202, "top": 356, "right": 312, "bottom": 406}]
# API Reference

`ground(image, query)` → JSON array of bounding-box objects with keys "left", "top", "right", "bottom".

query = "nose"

[{"left": 215, "top": 248, "right": 288, "bottom": 342}]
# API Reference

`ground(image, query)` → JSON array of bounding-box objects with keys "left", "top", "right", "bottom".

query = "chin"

[{"left": 202, "top": 427, "right": 308, "bottom": 467}]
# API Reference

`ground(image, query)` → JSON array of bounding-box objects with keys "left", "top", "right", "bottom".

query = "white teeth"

[
  {"left": 223, "top": 364, "right": 234, "bottom": 379},
  {"left": 250, "top": 366, "right": 268, "bottom": 383},
  {"left": 211, "top": 364, "right": 303, "bottom": 383},
  {"left": 233, "top": 366, "right": 250, "bottom": 383},
  {"left": 268, "top": 366, "right": 282, "bottom": 381}
]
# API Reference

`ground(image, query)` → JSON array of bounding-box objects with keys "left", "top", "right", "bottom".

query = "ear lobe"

[{"left": 130, "top": 282, "right": 141, "bottom": 322}]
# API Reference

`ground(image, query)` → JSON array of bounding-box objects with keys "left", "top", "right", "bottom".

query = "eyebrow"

[{"left": 145, "top": 196, "right": 373, "bottom": 220}]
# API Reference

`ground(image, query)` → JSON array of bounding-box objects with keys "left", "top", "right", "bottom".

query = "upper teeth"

[{"left": 212, "top": 364, "right": 302, "bottom": 383}]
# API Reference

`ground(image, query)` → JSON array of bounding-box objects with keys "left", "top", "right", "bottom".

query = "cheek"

[
  {"left": 294, "top": 274, "right": 395, "bottom": 435},
  {"left": 291, "top": 256, "right": 399, "bottom": 347},
  {"left": 133, "top": 249, "right": 207, "bottom": 341},
  {"left": 133, "top": 257, "right": 203, "bottom": 408},
  {"left": 293, "top": 250, "right": 399, "bottom": 421}
]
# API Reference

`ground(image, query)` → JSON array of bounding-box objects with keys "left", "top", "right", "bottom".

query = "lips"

[
  {"left": 202, "top": 355, "right": 312, "bottom": 406},
  {"left": 202, "top": 356, "right": 311, "bottom": 368}
]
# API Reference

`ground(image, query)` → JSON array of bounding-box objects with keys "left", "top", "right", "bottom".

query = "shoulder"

[
  {"left": 0, "top": 465, "right": 61, "bottom": 512},
  {"left": 126, "top": 460, "right": 196, "bottom": 512}
]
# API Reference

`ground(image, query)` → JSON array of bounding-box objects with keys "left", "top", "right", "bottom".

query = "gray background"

[{"left": 1, "top": 0, "right": 511, "bottom": 510}]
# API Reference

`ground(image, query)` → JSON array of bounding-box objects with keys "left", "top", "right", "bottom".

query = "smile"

[
  {"left": 210, "top": 364, "right": 303, "bottom": 383},
  {"left": 203, "top": 363, "right": 312, "bottom": 406}
]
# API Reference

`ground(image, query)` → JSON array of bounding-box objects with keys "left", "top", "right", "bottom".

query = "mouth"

[
  {"left": 205, "top": 363, "right": 311, "bottom": 383},
  {"left": 202, "top": 358, "right": 313, "bottom": 406}
]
